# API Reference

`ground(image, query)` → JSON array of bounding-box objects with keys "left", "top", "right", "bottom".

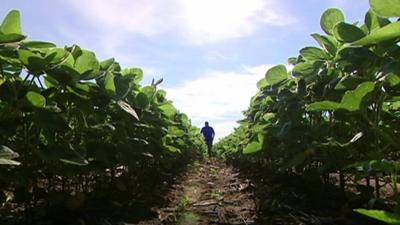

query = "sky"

[{"left": 0, "top": 0, "right": 370, "bottom": 140}]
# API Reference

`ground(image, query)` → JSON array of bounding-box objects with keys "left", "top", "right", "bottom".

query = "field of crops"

[{"left": 1, "top": 0, "right": 400, "bottom": 224}]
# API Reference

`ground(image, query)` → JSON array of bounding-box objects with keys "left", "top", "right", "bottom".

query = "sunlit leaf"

[
  {"left": 265, "top": 65, "right": 287, "bottom": 85},
  {"left": 320, "top": 8, "right": 345, "bottom": 35},
  {"left": 0, "top": 10, "right": 22, "bottom": 35},
  {"left": 25, "top": 91, "right": 46, "bottom": 108},
  {"left": 333, "top": 22, "right": 366, "bottom": 42},
  {"left": 370, "top": 0, "right": 400, "bottom": 18},
  {"left": 243, "top": 141, "right": 262, "bottom": 154},
  {"left": 355, "top": 209, "right": 400, "bottom": 224},
  {"left": 352, "top": 22, "right": 400, "bottom": 46},
  {"left": 104, "top": 72, "right": 115, "bottom": 95}
]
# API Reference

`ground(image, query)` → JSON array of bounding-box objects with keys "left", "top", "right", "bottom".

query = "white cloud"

[
  {"left": 66, "top": 0, "right": 298, "bottom": 44},
  {"left": 165, "top": 65, "right": 272, "bottom": 140}
]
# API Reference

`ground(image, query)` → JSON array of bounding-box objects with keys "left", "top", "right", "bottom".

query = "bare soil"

[{"left": 135, "top": 159, "right": 257, "bottom": 225}]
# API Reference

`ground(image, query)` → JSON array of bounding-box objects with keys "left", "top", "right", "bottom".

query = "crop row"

[
  {"left": 0, "top": 10, "right": 206, "bottom": 224},
  {"left": 215, "top": 0, "right": 400, "bottom": 223}
]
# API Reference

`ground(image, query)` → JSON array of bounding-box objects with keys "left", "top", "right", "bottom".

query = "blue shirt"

[{"left": 201, "top": 126, "right": 215, "bottom": 141}]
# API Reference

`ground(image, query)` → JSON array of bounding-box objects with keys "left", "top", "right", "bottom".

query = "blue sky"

[{"left": 1, "top": 0, "right": 370, "bottom": 139}]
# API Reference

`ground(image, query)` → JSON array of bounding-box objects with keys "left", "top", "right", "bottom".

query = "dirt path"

[{"left": 136, "top": 159, "right": 257, "bottom": 225}]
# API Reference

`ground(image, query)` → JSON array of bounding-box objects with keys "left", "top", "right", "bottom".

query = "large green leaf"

[
  {"left": 320, "top": 8, "right": 345, "bottom": 35},
  {"left": 99, "top": 58, "right": 115, "bottom": 70},
  {"left": 159, "top": 103, "right": 177, "bottom": 118},
  {"left": 333, "top": 22, "right": 366, "bottom": 43},
  {"left": 23, "top": 41, "right": 56, "bottom": 49},
  {"left": 300, "top": 47, "right": 328, "bottom": 61},
  {"left": 308, "top": 82, "right": 374, "bottom": 111},
  {"left": 370, "top": 0, "right": 400, "bottom": 18},
  {"left": 104, "top": 72, "right": 116, "bottom": 95},
  {"left": 256, "top": 78, "right": 268, "bottom": 90},
  {"left": 136, "top": 92, "right": 150, "bottom": 109},
  {"left": 335, "top": 75, "right": 365, "bottom": 90},
  {"left": 0, "top": 10, "right": 22, "bottom": 35},
  {"left": 0, "top": 34, "right": 25, "bottom": 44},
  {"left": 25, "top": 91, "right": 46, "bottom": 108},
  {"left": 386, "top": 74, "right": 400, "bottom": 87},
  {"left": 243, "top": 141, "right": 262, "bottom": 154},
  {"left": 265, "top": 65, "right": 287, "bottom": 85},
  {"left": 355, "top": 209, "right": 400, "bottom": 224},
  {"left": 18, "top": 48, "right": 67, "bottom": 74},
  {"left": 352, "top": 22, "right": 400, "bottom": 46},
  {"left": 74, "top": 49, "right": 99, "bottom": 75},
  {"left": 292, "top": 61, "right": 319, "bottom": 78},
  {"left": 365, "top": 10, "right": 390, "bottom": 32},
  {"left": 18, "top": 49, "right": 47, "bottom": 73},
  {"left": 340, "top": 81, "right": 375, "bottom": 111},
  {"left": 307, "top": 101, "right": 340, "bottom": 111},
  {"left": 122, "top": 68, "right": 143, "bottom": 83},
  {"left": 311, "top": 34, "right": 337, "bottom": 55}
]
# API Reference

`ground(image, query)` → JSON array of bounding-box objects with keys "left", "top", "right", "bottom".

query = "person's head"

[{"left": 205, "top": 121, "right": 209, "bottom": 127}]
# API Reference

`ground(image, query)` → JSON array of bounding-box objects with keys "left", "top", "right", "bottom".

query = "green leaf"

[
  {"left": 370, "top": 0, "right": 400, "bottom": 18},
  {"left": 43, "top": 48, "right": 69, "bottom": 64},
  {"left": 365, "top": 10, "right": 390, "bottom": 32},
  {"left": 23, "top": 41, "right": 56, "bottom": 49},
  {"left": 104, "top": 72, "right": 115, "bottom": 95},
  {"left": 333, "top": 22, "right": 366, "bottom": 42},
  {"left": 25, "top": 91, "right": 46, "bottom": 108},
  {"left": 300, "top": 47, "right": 328, "bottom": 61},
  {"left": 99, "top": 58, "right": 115, "bottom": 70},
  {"left": 352, "top": 22, "right": 400, "bottom": 46},
  {"left": 122, "top": 68, "right": 143, "bottom": 83},
  {"left": 355, "top": 209, "right": 400, "bottom": 224},
  {"left": 311, "top": 34, "right": 337, "bottom": 55},
  {"left": 159, "top": 103, "right": 177, "bottom": 118},
  {"left": 308, "top": 82, "right": 375, "bottom": 111},
  {"left": 335, "top": 75, "right": 364, "bottom": 90},
  {"left": 320, "top": 8, "right": 345, "bottom": 35},
  {"left": 243, "top": 141, "right": 262, "bottom": 154},
  {"left": 0, "top": 34, "right": 25, "bottom": 44},
  {"left": 292, "top": 61, "right": 319, "bottom": 78},
  {"left": 386, "top": 74, "right": 400, "bottom": 87},
  {"left": 288, "top": 57, "right": 297, "bottom": 65},
  {"left": 136, "top": 92, "right": 150, "bottom": 109},
  {"left": 18, "top": 49, "right": 47, "bottom": 74},
  {"left": 0, "top": 10, "right": 22, "bottom": 35},
  {"left": 307, "top": 101, "right": 341, "bottom": 111},
  {"left": 256, "top": 78, "right": 268, "bottom": 90},
  {"left": 164, "top": 145, "right": 180, "bottom": 153},
  {"left": 74, "top": 49, "right": 99, "bottom": 75},
  {"left": 340, "top": 81, "right": 375, "bottom": 111},
  {"left": 265, "top": 65, "right": 287, "bottom": 85},
  {"left": 141, "top": 86, "right": 156, "bottom": 99}
]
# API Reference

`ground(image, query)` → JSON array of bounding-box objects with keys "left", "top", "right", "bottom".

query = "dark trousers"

[{"left": 206, "top": 140, "right": 213, "bottom": 156}]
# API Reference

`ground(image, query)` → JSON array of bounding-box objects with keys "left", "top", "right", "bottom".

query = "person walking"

[{"left": 201, "top": 121, "right": 215, "bottom": 156}]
